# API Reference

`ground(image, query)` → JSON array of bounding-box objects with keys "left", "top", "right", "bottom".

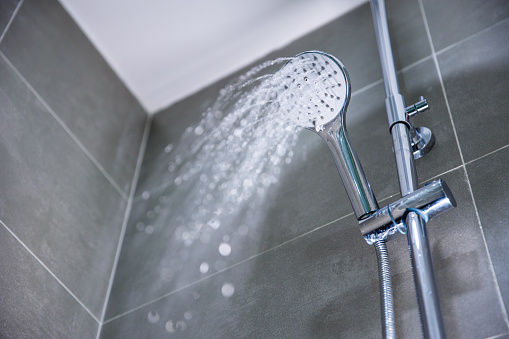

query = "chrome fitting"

[{"left": 359, "top": 179, "right": 456, "bottom": 238}]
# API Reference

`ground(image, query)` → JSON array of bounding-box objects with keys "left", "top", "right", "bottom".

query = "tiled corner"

[
  {"left": 0, "top": 0, "right": 147, "bottom": 195},
  {"left": 101, "top": 215, "right": 383, "bottom": 338},
  {"left": 104, "top": 127, "right": 357, "bottom": 318},
  {"left": 0, "top": 224, "right": 98, "bottom": 338},
  {"left": 0, "top": 0, "right": 19, "bottom": 38},
  {"left": 467, "top": 146, "right": 509, "bottom": 316},
  {"left": 437, "top": 19, "right": 509, "bottom": 163},
  {"left": 0, "top": 55, "right": 126, "bottom": 318},
  {"left": 421, "top": 0, "right": 509, "bottom": 52},
  {"left": 387, "top": 168, "right": 508, "bottom": 338}
]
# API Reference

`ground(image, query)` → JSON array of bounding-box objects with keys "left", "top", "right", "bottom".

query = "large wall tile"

[
  {"left": 0, "top": 0, "right": 147, "bottom": 194},
  {"left": 438, "top": 20, "right": 509, "bottom": 162},
  {"left": 467, "top": 146, "right": 509, "bottom": 315},
  {"left": 0, "top": 225, "right": 98, "bottom": 338},
  {"left": 0, "top": 55, "right": 126, "bottom": 318},
  {"left": 421, "top": 0, "right": 509, "bottom": 51}
]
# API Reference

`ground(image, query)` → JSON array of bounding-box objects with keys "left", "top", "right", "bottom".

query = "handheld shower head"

[
  {"left": 279, "top": 51, "right": 350, "bottom": 132},
  {"left": 278, "top": 51, "right": 378, "bottom": 220}
]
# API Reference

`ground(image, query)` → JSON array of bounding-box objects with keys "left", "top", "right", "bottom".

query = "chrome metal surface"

[
  {"left": 370, "top": 0, "right": 447, "bottom": 337},
  {"left": 406, "top": 96, "right": 429, "bottom": 117},
  {"left": 359, "top": 179, "right": 456, "bottom": 236},
  {"left": 375, "top": 240, "right": 396, "bottom": 339},
  {"left": 279, "top": 51, "right": 379, "bottom": 220},
  {"left": 411, "top": 126, "right": 435, "bottom": 160}
]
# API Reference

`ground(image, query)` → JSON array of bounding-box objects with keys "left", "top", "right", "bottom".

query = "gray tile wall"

[
  {"left": 0, "top": 0, "right": 147, "bottom": 337},
  {"left": 102, "top": 0, "right": 509, "bottom": 338}
]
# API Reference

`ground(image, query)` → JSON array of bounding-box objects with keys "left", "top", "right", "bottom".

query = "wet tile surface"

[
  {"left": 102, "top": 170, "right": 507, "bottom": 339},
  {"left": 0, "top": 0, "right": 147, "bottom": 194},
  {"left": 0, "top": 225, "right": 98, "bottom": 338},
  {"left": 0, "top": 0, "right": 19, "bottom": 38},
  {"left": 0, "top": 55, "right": 126, "bottom": 318},
  {"left": 467, "top": 146, "right": 509, "bottom": 316},
  {"left": 437, "top": 20, "right": 509, "bottom": 163},
  {"left": 421, "top": 0, "right": 509, "bottom": 52},
  {"left": 102, "top": 215, "right": 383, "bottom": 338}
]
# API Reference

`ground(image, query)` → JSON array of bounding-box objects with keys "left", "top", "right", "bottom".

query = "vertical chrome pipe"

[{"left": 370, "top": 0, "right": 446, "bottom": 338}]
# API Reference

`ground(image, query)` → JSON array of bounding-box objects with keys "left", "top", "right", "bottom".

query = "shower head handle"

[{"left": 279, "top": 51, "right": 378, "bottom": 219}]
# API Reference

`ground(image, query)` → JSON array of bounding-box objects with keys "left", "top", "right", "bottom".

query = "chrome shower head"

[
  {"left": 278, "top": 51, "right": 379, "bottom": 220},
  {"left": 278, "top": 51, "right": 350, "bottom": 132}
]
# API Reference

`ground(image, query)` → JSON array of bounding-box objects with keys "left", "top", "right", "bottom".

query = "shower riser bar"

[{"left": 370, "top": 0, "right": 446, "bottom": 338}]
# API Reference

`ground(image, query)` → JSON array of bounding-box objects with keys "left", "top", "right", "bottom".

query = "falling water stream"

[{"left": 133, "top": 56, "right": 332, "bottom": 333}]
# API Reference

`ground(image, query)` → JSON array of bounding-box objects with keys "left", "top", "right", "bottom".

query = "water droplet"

[
  {"left": 194, "top": 126, "right": 204, "bottom": 135},
  {"left": 199, "top": 262, "right": 209, "bottom": 274},
  {"left": 136, "top": 222, "right": 145, "bottom": 232},
  {"left": 219, "top": 243, "right": 231, "bottom": 256},
  {"left": 164, "top": 144, "right": 174, "bottom": 153},
  {"left": 147, "top": 310, "right": 160, "bottom": 324},
  {"left": 214, "top": 111, "right": 223, "bottom": 119},
  {"left": 184, "top": 311, "right": 193, "bottom": 320},
  {"left": 165, "top": 320, "right": 175, "bottom": 333},
  {"left": 175, "top": 177, "right": 183, "bottom": 186},
  {"left": 141, "top": 191, "right": 150, "bottom": 200},
  {"left": 208, "top": 219, "right": 221, "bottom": 229},
  {"left": 221, "top": 283, "right": 235, "bottom": 297},
  {"left": 145, "top": 225, "right": 154, "bottom": 234},
  {"left": 176, "top": 320, "right": 187, "bottom": 331}
]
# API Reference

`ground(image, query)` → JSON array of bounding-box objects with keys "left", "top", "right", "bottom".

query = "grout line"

[
  {"left": 96, "top": 114, "right": 152, "bottom": 337},
  {"left": 435, "top": 17, "right": 509, "bottom": 57},
  {"left": 0, "top": 0, "right": 24, "bottom": 44},
  {"left": 0, "top": 52, "right": 128, "bottom": 201},
  {"left": 485, "top": 332, "right": 509, "bottom": 339},
  {"left": 418, "top": 0, "right": 509, "bottom": 330},
  {"left": 352, "top": 78, "right": 384, "bottom": 97},
  {"left": 398, "top": 54, "right": 433, "bottom": 74},
  {"left": 464, "top": 144, "right": 509, "bottom": 167},
  {"left": 0, "top": 219, "right": 100, "bottom": 323},
  {"left": 103, "top": 212, "right": 353, "bottom": 324},
  {"left": 420, "top": 165, "right": 463, "bottom": 183}
]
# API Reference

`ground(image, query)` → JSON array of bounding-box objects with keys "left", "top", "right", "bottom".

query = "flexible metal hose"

[{"left": 374, "top": 240, "right": 396, "bottom": 339}]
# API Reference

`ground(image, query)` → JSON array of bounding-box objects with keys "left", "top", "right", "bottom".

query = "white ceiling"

[{"left": 58, "top": 0, "right": 367, "bottom": 114}]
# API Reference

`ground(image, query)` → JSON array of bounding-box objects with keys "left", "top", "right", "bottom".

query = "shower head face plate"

[{"left": 278, "top": 51, "right": 350, "bottom": 131}]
